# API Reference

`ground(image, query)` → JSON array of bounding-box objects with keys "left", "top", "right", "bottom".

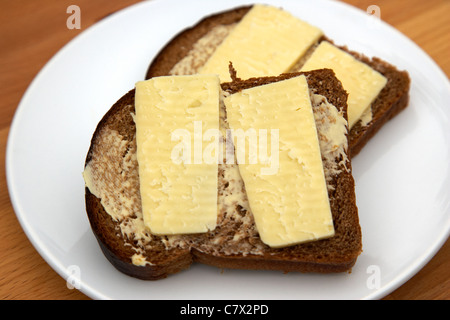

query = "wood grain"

[{"left": 0, "top": 0, "right": 448, "bottom": 300}]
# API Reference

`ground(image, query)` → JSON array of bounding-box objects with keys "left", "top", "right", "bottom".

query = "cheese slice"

[
  {"left": 223, "top": 75, "right": 335, "bottom": 248},
  {"left": 301, "top": 41, "right": 387, "bottom": 128},
  {"left": 134, "top": 74, "right": 220, "bottom": 235},
  {"left": 200, "top": 4, "right": 323, "bottom": 82}
]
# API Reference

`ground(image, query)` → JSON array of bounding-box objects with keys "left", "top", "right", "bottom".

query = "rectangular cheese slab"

[
  {"left": 134, "top": 74, "right": 220, "bottom": 235},
  {"left": 200, "top": 4, "right": 323, "bottom": 82},
  {"left": 223, "top": 75, "right": 335, "bottom": 248},
  {"left": 301, "top": 41, "right": 387, "bottom": 128}
]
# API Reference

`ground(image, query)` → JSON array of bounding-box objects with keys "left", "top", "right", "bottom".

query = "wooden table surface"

[{"left": 1, "top": 0, "right": 449, "bottom": 300}]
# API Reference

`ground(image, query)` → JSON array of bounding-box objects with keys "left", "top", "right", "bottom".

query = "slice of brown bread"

[
  {"left": 83, "top": 68, "right": 362, "bottom": 280},
  {"left": 145, "top": 5, "right": 410, "bottom": 157}
]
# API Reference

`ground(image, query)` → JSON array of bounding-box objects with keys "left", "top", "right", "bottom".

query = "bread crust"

[
  {"left": 84, "top": 69, "right": 362, "bottom": 279},
  {"left": 145, "top": 5, "right": 411, "bottom": 157},
  {"left": 146, "top": 6, "right": 251, "bottom": 78}
]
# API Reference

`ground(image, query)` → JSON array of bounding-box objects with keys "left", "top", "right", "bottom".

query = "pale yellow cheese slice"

[
  {"left": 200, "top": 4, "right": 323, "bottom": 82},
  {"left": 223, "top": 75, "right": 335, "bottom": 248},
  {"left": 134, "top": 74, "right": 220, "bottom": 235},
  {"left": 301, "top": 41, "right": 387, "bottom": 128}
]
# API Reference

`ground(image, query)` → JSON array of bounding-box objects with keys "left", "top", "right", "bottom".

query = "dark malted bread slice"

[
  {"left": 145, "top": 5, "right": 410, "bottom": 157},
  {"left": 83, "top": 69, "right": 362, "bottom": 280}
]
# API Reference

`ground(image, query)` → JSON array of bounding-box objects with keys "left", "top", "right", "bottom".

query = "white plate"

[{"left": 6, "top": 0, "right": 450, "bottom": 300}]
